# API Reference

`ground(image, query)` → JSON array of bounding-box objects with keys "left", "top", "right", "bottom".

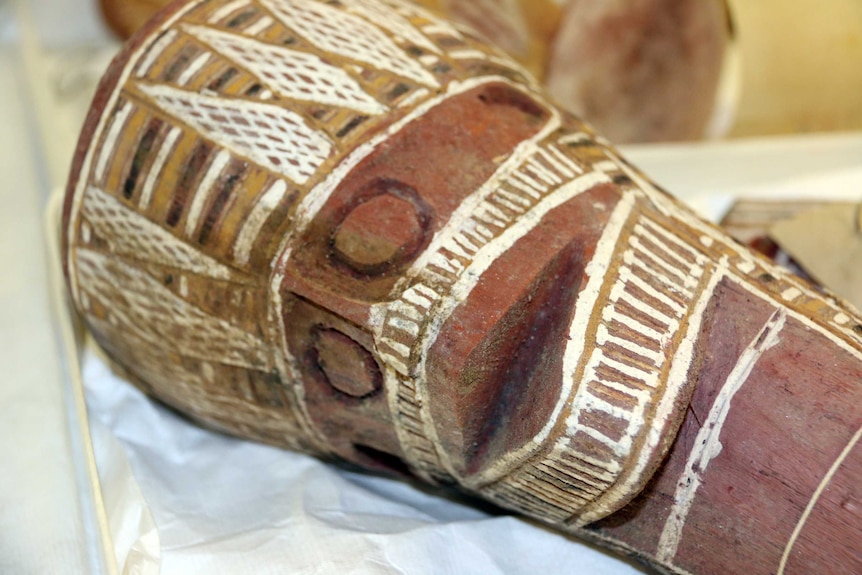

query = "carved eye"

[
  {"left": 281, "top": 82, "right": 551, "bottom": 308},
  {"left": 329, "top": 177, "right": 433, "bottom": 277}
]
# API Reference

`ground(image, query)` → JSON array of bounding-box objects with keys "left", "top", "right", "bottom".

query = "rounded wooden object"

[{"left": 65, "top": 1, "right": 860, "bottom": 573}]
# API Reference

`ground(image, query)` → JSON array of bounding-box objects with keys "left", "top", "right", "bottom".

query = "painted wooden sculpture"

[{"left": 63, "top": 1, "right": 861, "bottom": 573}]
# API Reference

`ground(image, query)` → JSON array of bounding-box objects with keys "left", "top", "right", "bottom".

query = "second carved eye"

[{"left": 329, "top": 177, "right": 434, "bottom": 278}]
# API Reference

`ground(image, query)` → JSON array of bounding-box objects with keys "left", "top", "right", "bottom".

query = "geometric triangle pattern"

[
  {"left": 260, "top": 0, "right": 439, "bottom": 88},
  {"left": 185, "top": 24, "right": 388, "bottom": 115},
  {"left": 341, "top": 0, "right": 441, "bottom": 55},
  {"left": 82, "top": 185, "right": 244, "bottom": 281},
  {"left": 138, "top": 82, "right": 332, "bottom": 184},
  {"left": 76, "top": 248, "right": 269, "bottom": 370}
]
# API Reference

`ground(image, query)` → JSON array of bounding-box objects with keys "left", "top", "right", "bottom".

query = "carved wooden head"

[{"left": 64, "top": 0, "right": 862, "bottom": 535}]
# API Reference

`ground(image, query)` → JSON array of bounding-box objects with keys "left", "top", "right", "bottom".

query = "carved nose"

[{"left": 424, "top": 181, "right": 622, "bottom": 477}]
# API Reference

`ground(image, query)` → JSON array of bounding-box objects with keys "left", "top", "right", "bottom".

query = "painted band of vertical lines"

[
  {"left": 526, "top": 158, "right": 562, "bottom": 185},
  {"left": 597, "top": 354, "right": 653, "bottom": 387},
  {"left": 139, "top": 127, "right": 182, "bottom": 209},
  {"left": 621, "top": 269, "right": 687, "bottom": 316},
  {"left": 543, "top": 145, "right": 582, "bottom": 177},
  {"left": 233, "top": 179, "right": 288, "bottom": 265},
  {"left": 136, "top": 30, "right": 178, "bottom": 78},
  {"left": 627, "top": 256, "right": 692, "bottom": 299},
  {"left": 533, "top": 147, "right": 569, "bottom": 179},
  {"left": 469, "top": 189, "right": 634, "bottom": 489},
  {"left": 123, "top": 118, "right": 162, "bottom": 199},
  {"left": 611, "top": 285, "right": 678, "bottom": 330},
  {"left": 591, "top": 377, "right": 650, "bottom": 403},
  {"left": 244, "top": 16, "right": 275, "bottom": 36},
  {"left": 209, "top": 0, "right": 246, "bottom": 23},
  {"left": 510, "top": 170, "right": 548, "bottom": 193},
  {"left": 628, "top": 241, "right": 688, "bottom": 282},
  {"left": 603, "top": 305, "right": 665, "bottom": 341},
  {"left": 198, "top": 160, "right": 246, "bottom": 245},
  {"left": 635, "top": 224, "right": 695, "bottom": 268},
  {"left": 185, "top": 149, "right": 231, "bottom": 237},
  {"left": 95, "top": 101, "right": 133, "bottom": 182},
  {"left": 176, "top": 53, "right": 211, "bottom": 86},
  {"left": 642, "top": 217, "right": 701, "bottom": 260},
  {"left": 167, "top": 142, "right": 212, "bottom": 227},
  {"left": 505, "top": 178, "right": 542, "bottom": 199},
  {"left": 596, "top": 325, "right": 662, "bottom": 367}
]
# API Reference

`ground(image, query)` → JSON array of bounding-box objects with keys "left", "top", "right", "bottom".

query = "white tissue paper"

[{"left": 82, "top": 348, "right": 646, "bottom": 575}]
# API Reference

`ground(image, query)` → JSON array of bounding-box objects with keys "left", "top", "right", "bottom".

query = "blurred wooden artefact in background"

[
  {"left": 542, "top": 0, "right": 729, "bottom": 143},
  {"left": 98, "top": 0, "right": 172, "bottom": 39},
  {"left": 415, "top": 0, "right": 563, "bottom": 80},
  {"left": 66, "top": 2, "right": 861, "bottom": 573},
  {"left": 98, "top": 0, "right": 862, "bottom": 141},
  {"left": 425, "top": 0, "right": 731, "bottom": 143}
]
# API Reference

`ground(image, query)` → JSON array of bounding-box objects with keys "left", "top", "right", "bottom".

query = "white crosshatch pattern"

[
  {"left": 75, "top": 249, "right": 269, "bottom": 370},
  {"left": 342, "top": 0, "right": 442, "bottom": 55},
  {"left": 81, "top": 185, "right": 242, "bottom": 281},
  {"left": 259, "top": 0, "right": 440, "bottom": 88},
  {"left": 184, "top": 24, "right": 388, "bottom": 115},
  {"left": 137, "top": 82, "right": 332, "bottom": 184}
]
